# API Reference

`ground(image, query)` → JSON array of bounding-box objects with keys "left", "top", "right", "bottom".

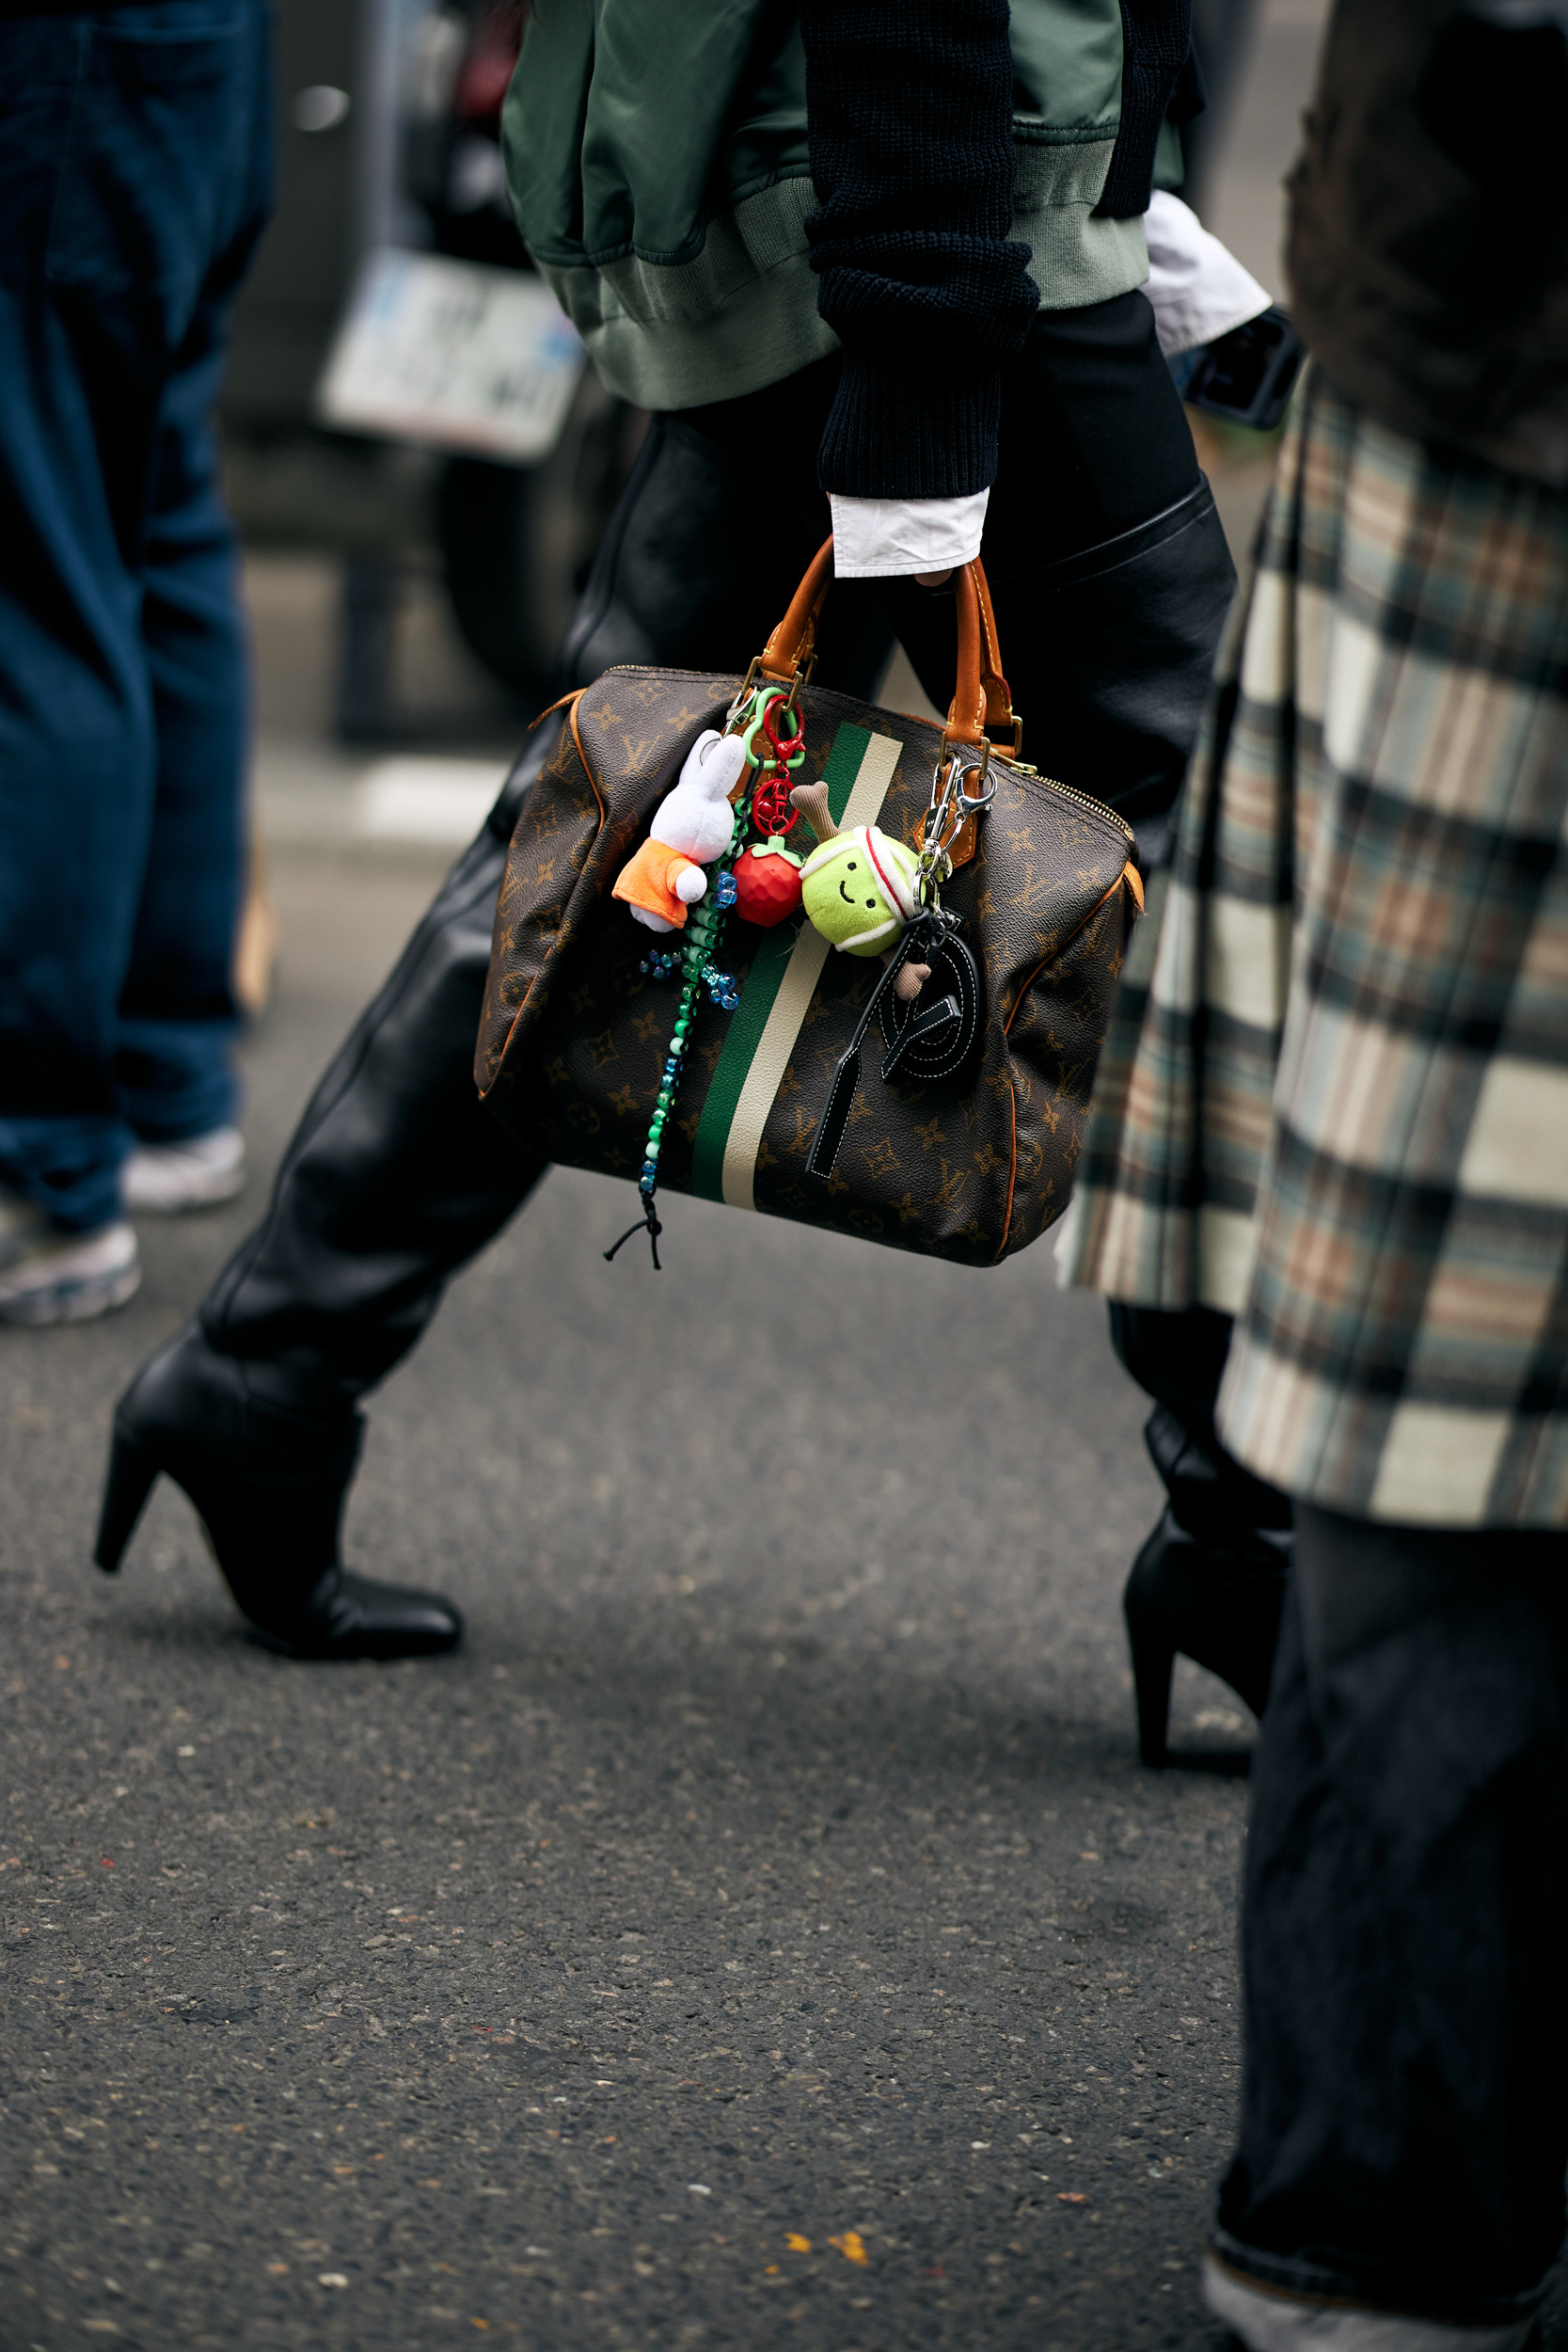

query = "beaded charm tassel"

[{"left": 603, "top": 780, "right": 751, "bottom": 1269}]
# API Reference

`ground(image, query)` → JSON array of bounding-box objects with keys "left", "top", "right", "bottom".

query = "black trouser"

[
  {"left": 204, "top": 292, "right": 1234, "bottom": 1399},
  {"left": 1112, "top": 1306, "right": 1568, "bottom": 2322},
  {"left": 1216, "top": 1506, "right": 1568, "bottom": 2328}
]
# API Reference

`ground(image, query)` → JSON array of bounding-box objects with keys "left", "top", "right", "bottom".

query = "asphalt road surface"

[
  {"left": 15, "top": 8, "right": 1562, "bottom": 2346},
  {"left": 2, "top": 823, "right": 1265, "bottom": 2352},
  {"left": 18, "top": 851, "right": 1568, "bottom": 2352}
]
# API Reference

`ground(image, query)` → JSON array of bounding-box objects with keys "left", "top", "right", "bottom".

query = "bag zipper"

[
  {"left": 595, "top": 670, "right": 1136, "bottom": 846},
  {"left": 992, "top": 756, "right": 1136, "bottom": 845}
]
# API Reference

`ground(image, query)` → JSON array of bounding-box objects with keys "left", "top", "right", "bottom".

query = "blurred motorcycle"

[
  {"left": 222, "top": 0, "right": 643, "bottom": 719},
  {"left": 398, "top": 2, "right": 645, "bottom": 700}
]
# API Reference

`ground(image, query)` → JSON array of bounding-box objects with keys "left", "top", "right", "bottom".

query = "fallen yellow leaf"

[
  {"left": 830, "top": 2232, "right": 868, "bottom": 2267},
  {"left": 785, "top": 2233, "right": 811, "bottom": 2253}
]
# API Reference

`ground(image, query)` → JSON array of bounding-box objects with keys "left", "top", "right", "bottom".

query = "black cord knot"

[{"left": 604, "top": 1189, "right": 664, "bottom": 1271}]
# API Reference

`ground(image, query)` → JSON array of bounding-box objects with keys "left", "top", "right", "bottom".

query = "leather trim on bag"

[
  {"left": 994, "top": 859, "right": 1141, "bottom": 1253},
  {"left": 997, "top": 1074, "right": 1020, "bottom": 1263},
  {"left": 566, "top": 693, "right": 604, "bottom": 827},
  {"left": 531, "top": 688, "right": 580, "bottom": 728},
  {"left": 479, "top": 691, "right": 601, "bottom": 1101}
]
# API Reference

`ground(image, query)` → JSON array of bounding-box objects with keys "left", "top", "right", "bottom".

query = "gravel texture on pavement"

[
  {"left": 1, "top": 840, "right": 1267, "bottom": 2352},
  {"left": 9, "top": 838, "right": 1568, "bottom": 2352},
  {"left": 22, "top": 16, "right": 1550, "bottom": 2350}
]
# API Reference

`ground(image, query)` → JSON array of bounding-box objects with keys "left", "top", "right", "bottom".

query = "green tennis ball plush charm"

[{"left": 792, "top": 782, "right": 921, "bottom": 957}]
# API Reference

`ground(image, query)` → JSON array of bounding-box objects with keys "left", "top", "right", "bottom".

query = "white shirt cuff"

[
  {"left": 1141, "top": 190, "right": 1272, "bottom": 358},
  {"left": 830, "top": 489, "right": 990, "bottom": 579}
]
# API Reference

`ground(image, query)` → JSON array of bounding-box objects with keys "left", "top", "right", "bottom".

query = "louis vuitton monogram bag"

[{"left": 475, "top": 543, "right": 1142, "bottom": 1267}]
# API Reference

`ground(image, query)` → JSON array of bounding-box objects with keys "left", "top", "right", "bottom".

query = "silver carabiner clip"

[{"left": 954, "top": 757, "right": 997, "bottom": 817}]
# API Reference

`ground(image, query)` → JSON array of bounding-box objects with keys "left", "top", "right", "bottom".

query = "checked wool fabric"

[{"left": 1059, "top": 371, "right": 1568, "bottom": 1526}]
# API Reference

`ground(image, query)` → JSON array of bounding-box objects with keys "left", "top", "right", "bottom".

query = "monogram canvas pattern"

[{"left": 477, "top": 669, "right": 1136, "bottom": 1267}]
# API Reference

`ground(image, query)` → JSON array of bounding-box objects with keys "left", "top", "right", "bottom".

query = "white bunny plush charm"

[{"left": 612, "top": 729, "right": 749, "bottom": 932}]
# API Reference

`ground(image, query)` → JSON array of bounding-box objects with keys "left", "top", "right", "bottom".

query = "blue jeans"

[{"left": 0, "top": 1, "right": 272, "bottom": 1232}]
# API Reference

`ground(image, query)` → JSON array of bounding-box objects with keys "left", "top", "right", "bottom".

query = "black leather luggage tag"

[
  {"left": 807, "top": 916, "right": 976, "bottom": 1184},
  {"left": 879, "top": 925, "right": 979, "bottom": 1083}
]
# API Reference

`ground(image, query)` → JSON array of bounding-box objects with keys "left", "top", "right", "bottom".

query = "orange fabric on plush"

[{"left": 611, "top": 839, "right": 702, "bottom": 929}]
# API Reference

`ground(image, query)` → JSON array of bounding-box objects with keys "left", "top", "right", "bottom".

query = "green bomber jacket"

[{"left": 501, "top": 0, "right": 1151, "bottom": 411}]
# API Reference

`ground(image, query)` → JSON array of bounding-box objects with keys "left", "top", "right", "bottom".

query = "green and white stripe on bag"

[{"left": 690, "top": 720, "right": 902, "bottom": 1212}]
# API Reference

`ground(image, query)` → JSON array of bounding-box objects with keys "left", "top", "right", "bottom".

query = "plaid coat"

[{"left": 1059, "top": 371, "right": 1568, "bottom": 1526}]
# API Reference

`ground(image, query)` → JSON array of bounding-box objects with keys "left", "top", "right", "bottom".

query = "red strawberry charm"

[{"left": 732, "top": 836, "right": 803, "bottom": 927}]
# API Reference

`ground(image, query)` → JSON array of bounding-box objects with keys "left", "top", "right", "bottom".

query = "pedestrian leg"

[
  {"left": 1208, "top": 1508, "right": 1568, "bottom": 2349},
  {"left": 0, "top": 0, "right": 272, "bottom": 1316},
  {"left": 115, "top": 287, "right": 258, "bottom": 1212},
  {"left": 98, "top": 387, "right": 890, "bottom": 1652},
  {"left": 1108, "top": 1302, "right": 1291, "bottom": 1763}
]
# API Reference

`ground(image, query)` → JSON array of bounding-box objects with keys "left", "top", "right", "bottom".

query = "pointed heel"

[
  {"left": 95, "top": 1422, "right": 159, "bottom": 1573},
  {"left": 1127, "top": 1613, "right": 1175, "bottom": 1769}
]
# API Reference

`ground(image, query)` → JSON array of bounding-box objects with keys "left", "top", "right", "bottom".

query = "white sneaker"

[
  {"left": 1203, "top": 2251, "right": 1538, "bottom": 2352},
  {"left": 0, "top": 1192, "right": 140, "bottom": 1326},
  {"left": 123, "top": 1124, "right": 245, "bottom": 1215}
]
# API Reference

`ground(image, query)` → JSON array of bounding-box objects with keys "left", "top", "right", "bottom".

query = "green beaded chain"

[{"left": 605, "top": 777, "right": 752, "bottom": 1268}]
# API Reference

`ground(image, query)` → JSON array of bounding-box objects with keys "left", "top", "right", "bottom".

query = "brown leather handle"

[
  {"left": 948, "top": 562, "right": 1016, "bottom": 751},
  {"left": 759, "top": 537, "right": 836, "bottom": 682},
  {"left": 758, "top": 536, "right": 1018, "bottom": 757}
]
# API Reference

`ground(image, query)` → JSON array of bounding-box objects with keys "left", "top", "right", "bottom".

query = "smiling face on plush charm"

[{"left": 799, "top": 824, "right": 920, "bottom": 954}]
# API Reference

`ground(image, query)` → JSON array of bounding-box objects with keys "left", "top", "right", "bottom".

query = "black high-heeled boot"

[
  {"left": 94, "top": 755, "right": 550, "bottom": 1659},
  {"left": 1106, "top": 1308, "right": 1293, "bottom": 1765},
  {"left": 93, "top": 414, "right": 899, "bottom": 1661},
  {"left": 198, "top": 759, "right": 553, "bottom": 1393},
  {"left": 1123, "top": 1506, "right": 1288, "bottom": 1767},
  {"left": 97, "top": 1321, "right": 462, "bottom": 1657}
]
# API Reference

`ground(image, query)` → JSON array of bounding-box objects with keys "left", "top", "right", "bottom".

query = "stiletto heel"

[
  {"left": 1126, "top": 1613, "right": 1176, "bottom": 1769},
  {"left": 94, "top": 1422, "right": 159, "bottom": 1573},
  {"left": 1122, "top": 1505, "right": 1287, "bottom": 1766},
  {"left": 96, "top": 1322, "right": 462, "bottom": 1658}
]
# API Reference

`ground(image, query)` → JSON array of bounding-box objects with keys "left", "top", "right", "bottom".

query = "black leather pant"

[{"left": 204, "top": 294, "right": 1236, "bottom": 1405}]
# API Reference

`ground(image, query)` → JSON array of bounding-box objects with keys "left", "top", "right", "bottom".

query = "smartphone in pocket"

[{"left": 1170, "top": 306, "right": 1306, "bottom": 434}]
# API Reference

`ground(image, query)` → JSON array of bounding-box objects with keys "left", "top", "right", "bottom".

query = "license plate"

[{"left": 316, "top": 246, "right": 585, "bottom": 464}]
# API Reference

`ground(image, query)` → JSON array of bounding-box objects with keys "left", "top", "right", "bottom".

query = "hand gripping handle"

[{"left": 757, "top": 537, "right": 1020, "bottom": 761}]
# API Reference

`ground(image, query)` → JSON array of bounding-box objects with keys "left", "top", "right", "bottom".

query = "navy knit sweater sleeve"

[{"left": 800, "top": 0, "right": 1040, "bottom": 501}]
